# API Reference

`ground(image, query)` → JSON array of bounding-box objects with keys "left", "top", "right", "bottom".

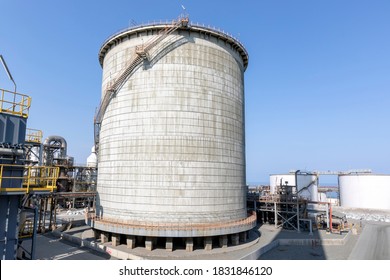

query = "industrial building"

[
  {"left": 0, "top": 87, "right": 59, "bottom": 259},
  {"left": 269, "top": 172, "right": 319, "bottom": 202},
  {"left": 0, "top": 94, "right": 97, "bottom": 259},
  {"left": 0, "top": 54, "right": 97, "bottom": 259}
]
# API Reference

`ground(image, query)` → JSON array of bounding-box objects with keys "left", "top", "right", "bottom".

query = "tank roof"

[
  {"left": 98, "top": 21, "right": 249, "bottom": 70},
  {"left": 338, "top": 173, "right": 390, "bottom": 177}
]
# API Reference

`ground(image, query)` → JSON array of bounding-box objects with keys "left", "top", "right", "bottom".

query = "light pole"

[{"left": 0, "top": 55, "right": 17, "bottom": 92}]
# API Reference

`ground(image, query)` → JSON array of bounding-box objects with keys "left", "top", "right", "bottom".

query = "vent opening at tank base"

[{"left": 88, "top": 212, "right": 256, "bottom": 252}]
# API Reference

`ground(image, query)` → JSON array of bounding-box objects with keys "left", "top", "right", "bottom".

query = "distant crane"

[{"left": 94, "top": 16, "right": 189, "bottom": 152}]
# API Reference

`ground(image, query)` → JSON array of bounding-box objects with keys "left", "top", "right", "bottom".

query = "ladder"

[{"left": 94, "top": 16, "right": 189, "bottom": 151}]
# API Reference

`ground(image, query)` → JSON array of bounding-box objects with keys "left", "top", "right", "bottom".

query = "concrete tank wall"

[
  {"left": 269, "top": 173, "right": 319, "bottom": 201},
  {"left": 339, "top": 174, "right": 390, "bottom": 210},
  {"left": 94, "top": 23, "right": 254, "bottom": 237}
]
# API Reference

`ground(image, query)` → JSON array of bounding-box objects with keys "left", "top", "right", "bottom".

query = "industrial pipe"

[
  {"left": 43, "top": 136, "right": 67, "bottom": 157},
  {"left": 0, "top": 148, "right": 24, "bottom": 156},
  {"left": 0, "top": 54, "right": 17, "bottom": 92}
]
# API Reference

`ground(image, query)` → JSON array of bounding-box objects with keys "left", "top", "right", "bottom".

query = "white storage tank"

[
  {"left": 318, "top": 192, "right": 327, "bottom": 203},
  {"left": 269, "top": 172, "right": 319, "bottom": 201},
  {"left": 339, "top": 174, "right": 390, "bottom": 210},
  {"left": 86, "top": 146, "right": 97, "bottom": 168},
  {"left": 91, "top": 18, "right": 255, "bottom": 241}
]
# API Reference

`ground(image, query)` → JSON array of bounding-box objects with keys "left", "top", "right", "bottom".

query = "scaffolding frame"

[{"left": 259, "top": 184, "right": 303, "bottom": 232}]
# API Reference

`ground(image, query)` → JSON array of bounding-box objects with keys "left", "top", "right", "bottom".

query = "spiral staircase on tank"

[{"left": 94, "top": 16, "right": 189, "bottom": 153}]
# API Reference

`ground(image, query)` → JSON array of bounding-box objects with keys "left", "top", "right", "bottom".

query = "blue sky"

[{"left": 1, "top": 0, "right": 389, "bottom": 184}]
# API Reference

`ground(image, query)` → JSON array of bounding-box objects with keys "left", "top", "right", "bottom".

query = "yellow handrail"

[
  {"left": 0, "top": 88, "right": 31, "bottom": 118},
  {"left": 26, "top": 128, "right": 43, "bottom": 143},
  {"left": 19, "top": 219, "right": 34, "bottom": 239},
  {"left": 0, "top": 164, "right": 59, "bottom": 193}
]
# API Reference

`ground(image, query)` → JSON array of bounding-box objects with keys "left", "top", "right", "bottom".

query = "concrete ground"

[
  {"left": 348, "top": 221, "right": 390, "bottom": 260},
  {"left": 258, "top": 227, "right": 359, "bottom": 260},
  {"left": 21, "top": 233, "right": 116, "bottom": 260},
  {"left": 35, "top": 222, "right": 355, "bottom": 260},
  {"left": 260, "top": 220, "right": 390, "bottom": 260},
  {"left": 25, "top": 211, "right": 390, "bottom": 260}
]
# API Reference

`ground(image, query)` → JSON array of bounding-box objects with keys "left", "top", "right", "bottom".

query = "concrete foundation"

[
  {"left": 112, "top": 234, "right": 120, "bottom": 246},
  {"left": 126, "top": 235, "right": 136, "bottom": 249},
  {"left": 240, "top": 231, "right": 248, "bottom": 243},
  {"left": 96, "top": 230, "right": 254, "bottom": 251},
  {"left": 219, "top": 235, "right": 228, "bottom": 248},
  {"left": 166, "top": 237, "right": 173, "bottom": 252},
  {"left": 186, "top": 238, "right": 194, "bottom": 252},
  {"left": 145, "top": 237, "right": 155, "bottom": 251},
  {"left": 100, "top": 232, "right": 109, "bottom": 243},
  {"left": 204, "top": 237, "right": 213, "bottom": 251},
  {"left": 231, "top": 234, "right": 240, "bottom": 246}
]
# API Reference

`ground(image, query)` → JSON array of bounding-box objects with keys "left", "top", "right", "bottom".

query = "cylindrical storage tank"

[
  {"left": 269, "top": 173, "right": 319, "bottom": 202},
  {"left": 92, "top": 20, "right": 255, "bottom": 238},
  {"left": 339, "top": 174, "right": 390, "bottom": 210}
]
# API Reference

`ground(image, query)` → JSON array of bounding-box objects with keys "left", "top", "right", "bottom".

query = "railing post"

[
  {"left": 19, "top": 96, "right": 23, "bottom": 116},
  {"left": 0, "top": 89, "right": 3, "bottom": 112},
  {"left": 0, "top": 165, "right": 3, "bottom": 188},
  {"left": 26, "top": 166, "right": 30, "bottom": 193}
]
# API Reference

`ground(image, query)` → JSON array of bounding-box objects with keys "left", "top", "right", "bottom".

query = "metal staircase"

[{"left": 94, "top": 16, "right": 189, "bottom": 151}]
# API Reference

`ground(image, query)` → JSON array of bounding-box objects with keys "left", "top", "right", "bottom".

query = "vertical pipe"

[
  {"left": 337, "top": 175, "right": 341, "bottom": 206},
  {"left": 30, "top": 206, "right": 38, "bottom": 260},
  {"left": 42, "top": 198, "right": 47, "bottom": 232},
  {"left": 92, "top": 195, "right": 96, "bottom": 211},
  {"left": 53, "top": 197, "right": 57, "bottom": 228},
  {"left": 48, "top": 197, "right": 54, "bottom": 230},
  {"left": 72, "top": 168, "right": 76, "bottom": 208},
  {"left": 326, "top": 204, "right": 329, "bottom": 230},
  {"left": 294, "top": 170, "right": 300, "bottom": 195},
  {"left": 38, "top": 143, "right": 43, "bottom": 166},
  {"left": 329, "top": 203, "right": 333, "bottom": 232},
  {"left": 297, "top": 200, "right": 300, "bottom": 232},
  {"left": 274, "top": 202, "right": 277, "bottom": 228},
  {"left": 295, "top": 170, "right": 300, "bottom": 232},
  {"left": 38, "top": 199, "right": 43, "bottom": 232}
]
